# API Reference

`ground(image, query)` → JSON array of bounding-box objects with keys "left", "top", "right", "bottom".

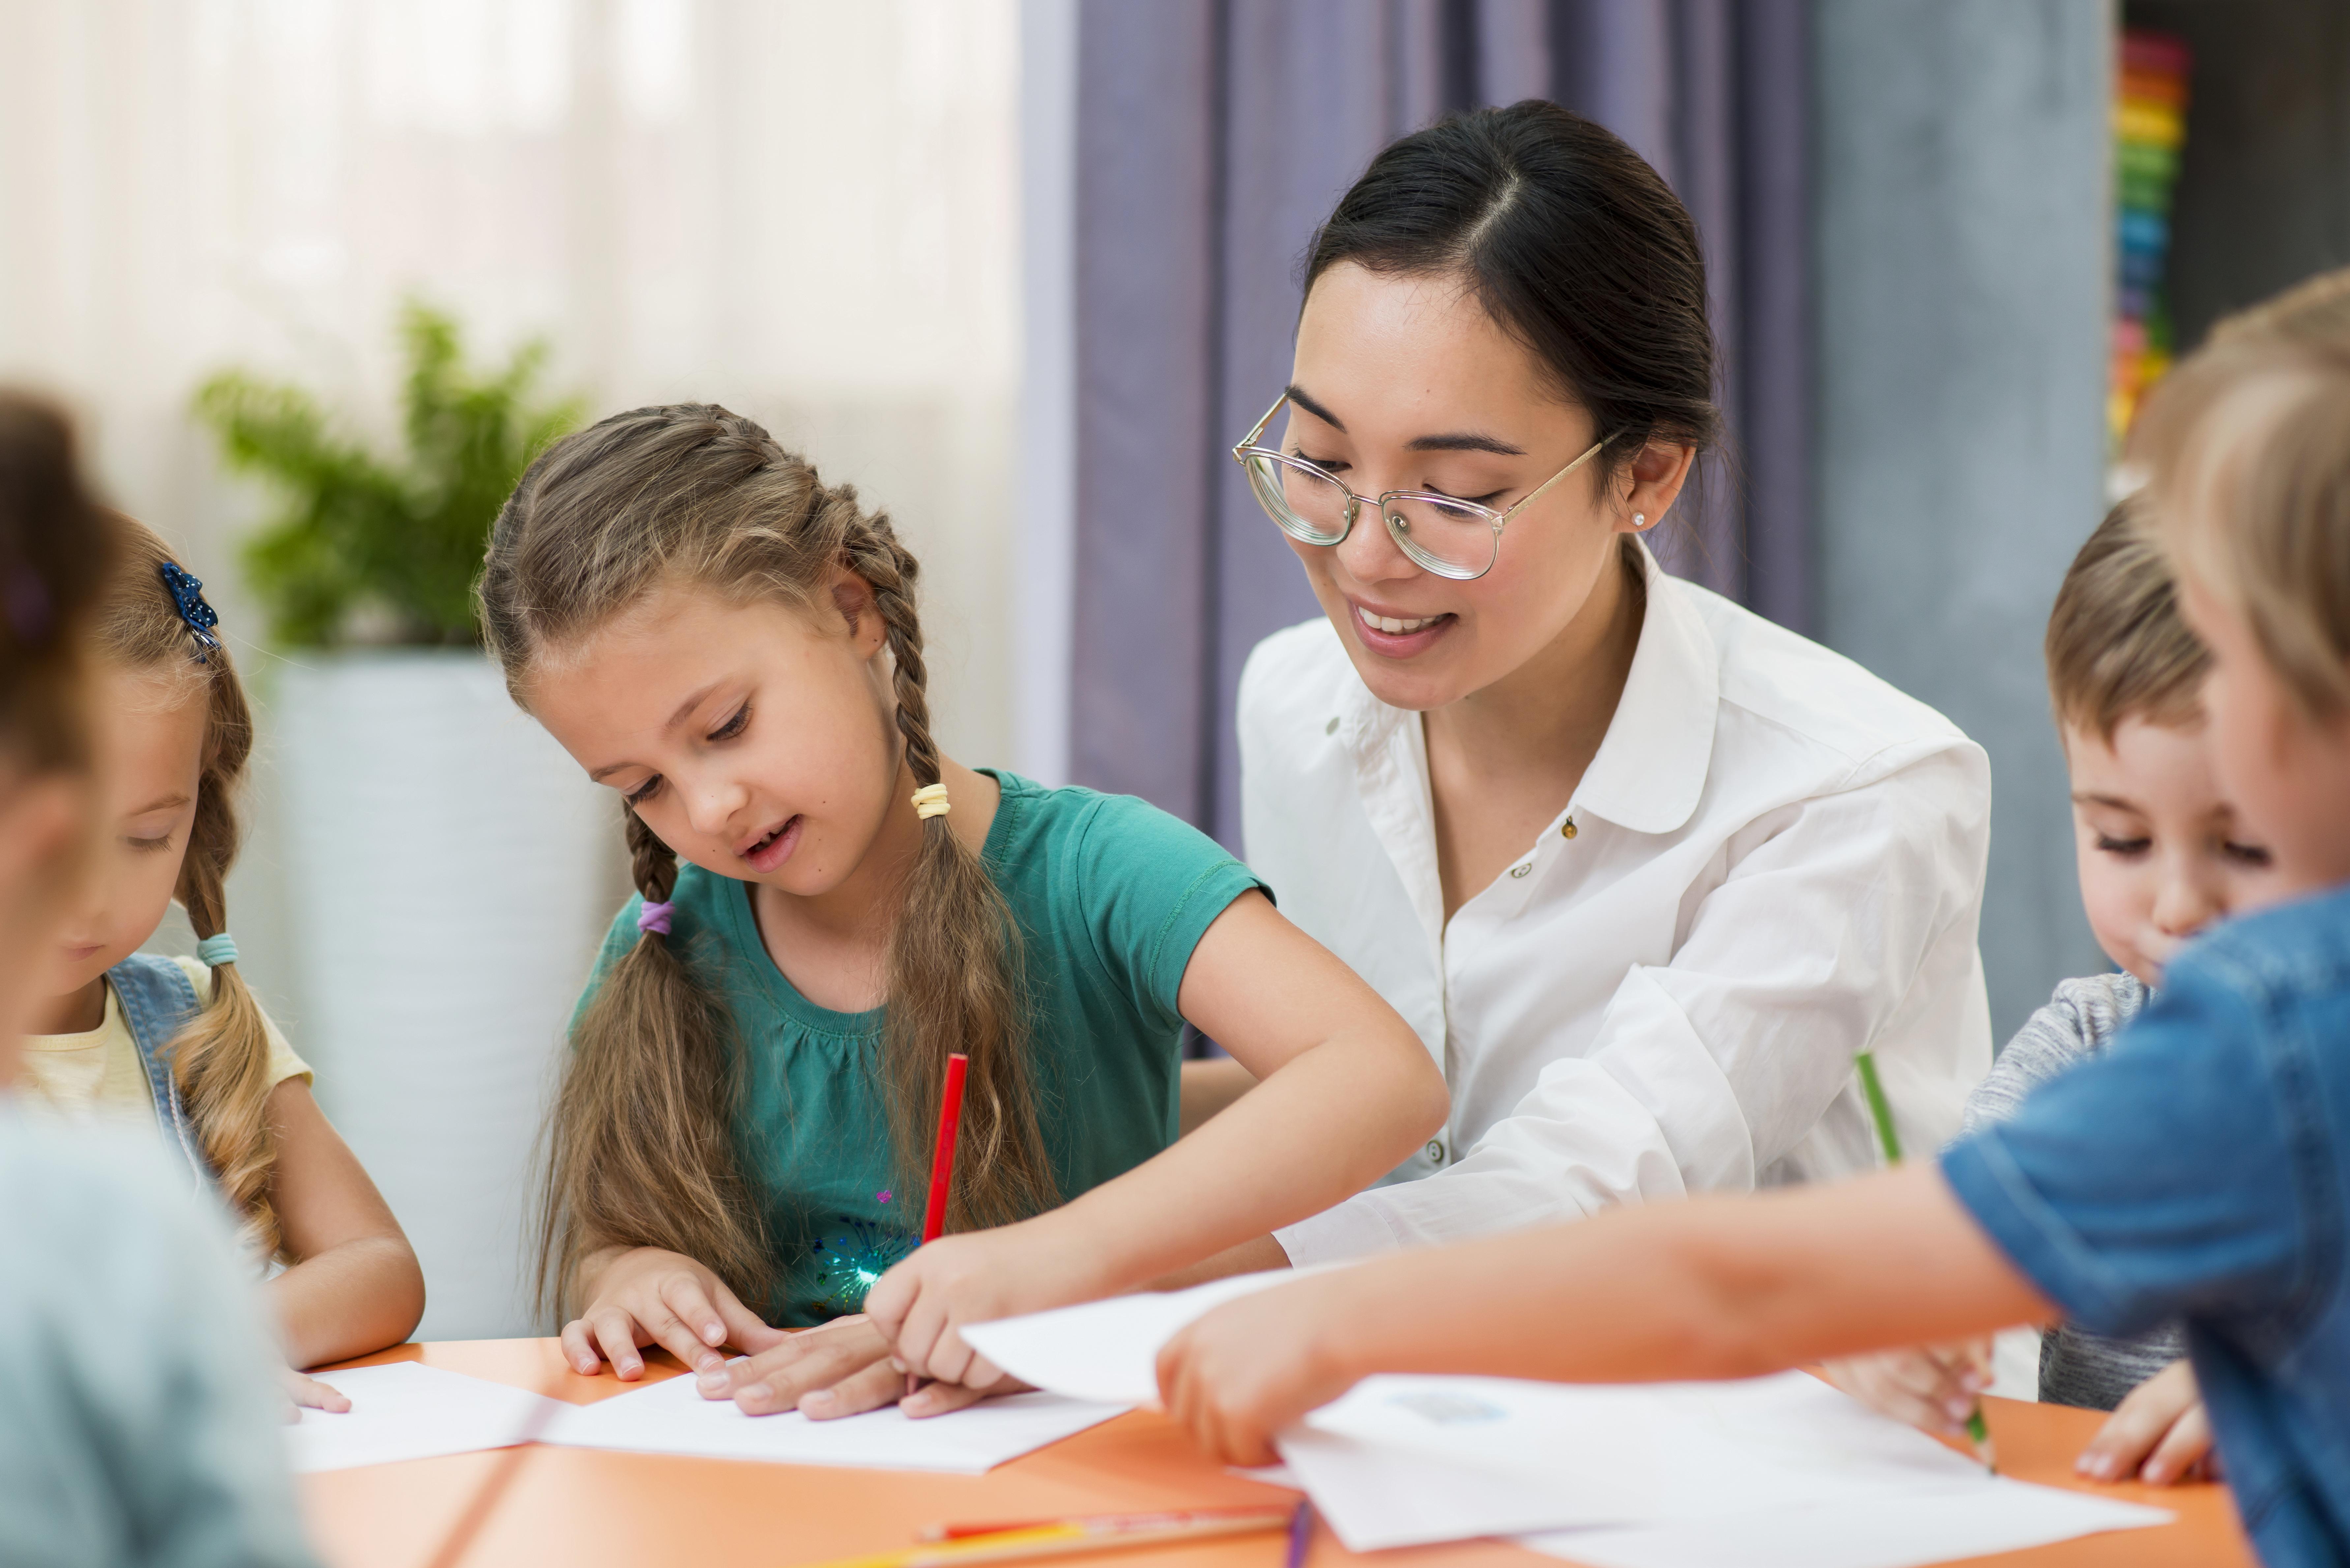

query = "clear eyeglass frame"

[{"left": 1230, "top": 391, "right": 1614, "bottom": 581}]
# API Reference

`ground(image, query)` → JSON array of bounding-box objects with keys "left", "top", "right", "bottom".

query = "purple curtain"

[{"left": 1070, "top": 0, "right": 1813, "bottom": 847}]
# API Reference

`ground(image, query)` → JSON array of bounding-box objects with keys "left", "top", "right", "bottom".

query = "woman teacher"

[{"left": 1189, "top": 102, "right": 1992, "bottom": 1272}]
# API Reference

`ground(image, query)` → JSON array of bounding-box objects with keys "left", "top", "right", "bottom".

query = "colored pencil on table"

[
  {"left": 922, "top": 1504, "right": 1300, "bottom": 1542},
  {"left": 906, "top": 1051, "right": 970, "bottom": 1402},
  {"left": 1284, "top": 1499, "right": 1314, "bottom": 1568},
  {"left": 1856, "top": 1050, "right": 1996, "bottom": 1472},
  {"left": 810, "top": 1505, "right": 1295, "bottom": 1568}
]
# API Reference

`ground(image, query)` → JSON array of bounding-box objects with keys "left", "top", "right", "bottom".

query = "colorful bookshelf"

[{"left": 2111, "top": 29, "right": 2192, "bottom": 450}]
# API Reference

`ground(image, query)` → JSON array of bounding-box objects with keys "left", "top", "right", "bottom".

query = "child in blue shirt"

[{"left": 1152, "top": 270, "right": 2350, "bottom": 1568}]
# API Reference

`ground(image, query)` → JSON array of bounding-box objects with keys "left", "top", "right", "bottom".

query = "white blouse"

[{"left": 1244, "top": 544, "right": 1994, "bottom": 1264}]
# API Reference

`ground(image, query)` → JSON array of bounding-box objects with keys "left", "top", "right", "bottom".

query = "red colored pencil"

[
  {"left": 906, "top": 1052, "right": 970, "bottom": 1402},
  {"left": 923, "top": 1053, "right": 970, "bottom": 1245}
]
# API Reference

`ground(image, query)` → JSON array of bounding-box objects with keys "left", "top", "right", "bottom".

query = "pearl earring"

[{"left": 1633, "top": 511, "right": 1646, "bottom": 529}]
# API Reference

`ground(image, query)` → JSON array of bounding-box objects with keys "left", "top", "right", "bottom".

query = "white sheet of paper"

[
  {"left": 1517, "top": 1484, "right": 2173, "bottom": 1568},
  {"left": 960, "top": 1269, "right": 1302, "bottom": 1405},
  {"left": 285, "top": 1362, "right": 571, "bottom": 1474},
  {"left": 537, "top": 1370, "right": 1128, "bottom": 1474},
  {"left": 1277, "top": 1374, "right": 2172, "bottom": 1556}
]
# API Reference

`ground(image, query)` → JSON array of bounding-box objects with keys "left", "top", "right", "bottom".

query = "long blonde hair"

[
  {"left": 93, "top": 517, "right": 283, "bottom": 1257},
  {"left": 479, "top": 404, "right": 1055, "bottom": 1318}
]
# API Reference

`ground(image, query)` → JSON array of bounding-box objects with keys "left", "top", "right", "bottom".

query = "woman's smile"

[{"left": 1348, "top": 597, "right": 1457, "bottom": 658}]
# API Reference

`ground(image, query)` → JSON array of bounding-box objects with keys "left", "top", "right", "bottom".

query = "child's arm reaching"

[
  {"left": 1155, "top": 1162, "right": 2053, "bottom": 1464},
  {"left": 869, "top": 890, "right": 1446, "bottom": 1388},
  {"left": 1820, "top": 1342, "right": 1992, "bottom": 1442},
  {"left": 712, "top": 890, "right": 1446, "bottom": 1419},
  {"left": 265, "top": 1080, "right": 427, "bottom": 1371}
]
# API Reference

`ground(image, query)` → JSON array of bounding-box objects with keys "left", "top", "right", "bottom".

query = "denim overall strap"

[{"left": 105, "top": 954, "right": 211, "bottom": 1191}]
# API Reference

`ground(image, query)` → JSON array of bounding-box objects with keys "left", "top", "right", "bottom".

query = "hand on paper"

[
  {"left": 864, "top": 1222, "right": 1103, "bottom": 1395},
  {"left": 561, "top": 1246, "right": 788, "bottom": 1380},
  {"left": 694, "top": 1313, "right": 996, "bottom": 1420},
  {"left": 281, "top": 1365, "right": 352, "bottom": 1421},
  {"left": 1155, "top": 1270, "right": 1362, "bottom": 1465},
  {"left": 1819, "top": 1341, "right": 1991, "bottom": 1441},
  {"left": 2076, "top": 1360, "right": 2216, "bottom": 1485}
]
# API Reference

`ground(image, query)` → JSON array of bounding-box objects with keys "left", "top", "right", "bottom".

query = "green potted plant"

[{"left": 194, "top": 304, "right": 608, "bottom": 1338}]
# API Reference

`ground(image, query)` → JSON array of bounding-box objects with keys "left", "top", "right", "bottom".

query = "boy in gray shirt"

[{"left": 1830, "top": 503, "right": 2274, "bottom": 1485}]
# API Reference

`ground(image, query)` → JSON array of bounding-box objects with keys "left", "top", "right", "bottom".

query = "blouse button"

[
  {"left": 1561, "top": 816, "right": 1578, "bottom": 840},
  {"left": 1509, "top": 862, "right": 1531, "bottom": 879},
  {"left": 1425, "top": 1138, "right": 1445, "bottom": 1163},
  {"left": 1324, "top": 716, "right": 1339, "bottom": 735}
]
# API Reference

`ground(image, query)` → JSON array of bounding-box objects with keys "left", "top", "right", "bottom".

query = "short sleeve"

[
  {"left": 1069, "top": 794, "right": 1270, "bottom": 1033},
  {"left": 1941, "top": 956, "right": 2309, "bottom": 1339},
  {"left": 175, "top": 956, "right": 311, "bottom": 1088}
]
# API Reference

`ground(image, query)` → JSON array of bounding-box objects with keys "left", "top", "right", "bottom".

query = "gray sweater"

[{"left": 1960, "top": 972, "right": 2187, "bottom": 1410}]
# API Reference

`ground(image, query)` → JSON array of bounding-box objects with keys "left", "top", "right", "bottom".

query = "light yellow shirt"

[{"left": 22, "top": 956, "right": 311, "bottom": 1137}]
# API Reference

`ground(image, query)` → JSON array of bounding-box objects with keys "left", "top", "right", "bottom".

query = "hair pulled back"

[
  {"left": 480, "top": 404, "right": 1053, "bottom": 1319},
  {"left": 1306, "top": 100, "right": 1719, "bottom": 493},
  {"left": 88, "top": 516, "right": 279, "bottom": 1257}
]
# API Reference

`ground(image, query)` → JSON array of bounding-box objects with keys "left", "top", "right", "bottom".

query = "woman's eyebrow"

[
  {"left": 1283, "top": 383, "right": 1526, "bottom": 456},
  {"left": 1406, "top": 430, "right": 1526, "bottom": 456},
  {"left": 124, "top": 792, "right": 191, "bottom": 817}
]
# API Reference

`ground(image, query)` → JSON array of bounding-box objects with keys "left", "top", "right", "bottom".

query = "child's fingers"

[
  {"left": 709, "top": 1282, "right": 788, "bottom": 1354},
  {"left": 891, "top": 1290, "right": 951, "bottom": 1385},
  {"left": 560, "top": 1317, "right": 606, "bottom": 1375},
  {"left": 901, "top": 1378, "right": 988, "bottom": 1420},
  {"left": 719, "top": 1318, "right": 891, "bottom": 1410},
  {"left": 589, "top": 1309, "right": 649, "bottom": 1379},
  {"left": 2139, "top": 1401, "right": 2215, "bottom": 1486},
  {"left": 788, "top": 1356, "right": 911, "bottom": 1421},
  {"left": 647, "top": 1279, "right": 728, "bottom": 1372},
  {"left": 282, "top": 1368, "right": 351, "bottom": 1414}
]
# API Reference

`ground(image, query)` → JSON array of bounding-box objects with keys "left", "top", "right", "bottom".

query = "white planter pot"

[{"left": 275, "top": 651, "right": 613, "bottom": 1339}]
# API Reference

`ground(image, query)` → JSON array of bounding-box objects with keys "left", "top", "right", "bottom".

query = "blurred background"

[{"left": 1, "top": 0, "right": 2335, "bottom": 1336}]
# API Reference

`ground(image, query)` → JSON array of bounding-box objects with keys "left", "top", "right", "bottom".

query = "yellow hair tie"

[{"left": 911, "top": 782, "right": 951, "bottom": 820}]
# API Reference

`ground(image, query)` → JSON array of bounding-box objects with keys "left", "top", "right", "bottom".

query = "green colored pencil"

[{"left": 1855, "top": 1052, "right": 1995, "bottom": 1472}]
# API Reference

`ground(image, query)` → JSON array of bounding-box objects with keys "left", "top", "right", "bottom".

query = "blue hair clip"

[{"left": 157, "top": 561, "right": 221, "bottom": 658}]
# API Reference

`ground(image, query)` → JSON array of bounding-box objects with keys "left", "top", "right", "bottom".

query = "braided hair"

[
  {"left": 480, "top": 405, "right": 1053, "bottom": 1320},
  {"left": 91, "top": 516, "right": 281, "bottom": 1258}
]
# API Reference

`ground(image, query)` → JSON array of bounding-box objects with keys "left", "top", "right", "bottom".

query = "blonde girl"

[
  {"left": 25, "top": 517, "right": 424, "bottom": 1393},
  {"left": 480, "top": 404, "right": 1446, "bottom": 1417}
]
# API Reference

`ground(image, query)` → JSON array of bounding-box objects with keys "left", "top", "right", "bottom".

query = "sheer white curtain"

[
  {"left": 0, "top": 0, "right": 1020, "bottom": 753},
  {"left": 0, "top": 0, "right": 1021, "bottom": 1334}
]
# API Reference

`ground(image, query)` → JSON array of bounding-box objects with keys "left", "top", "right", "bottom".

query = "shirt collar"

[
  {"left": 1573, "top": 539, "right": 1720, "bottom": 835},
  {"left": 1331, "top": 539, "right": 1721, "bottom": 838}
]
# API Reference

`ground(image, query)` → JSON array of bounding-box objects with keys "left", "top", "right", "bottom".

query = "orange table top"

[{"left": 302, "top": 1340, "right": 2254, "bottom": 1568}]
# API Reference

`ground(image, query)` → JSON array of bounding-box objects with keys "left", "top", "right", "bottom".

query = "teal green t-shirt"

[{"left": 577, "top": 770, "right": 1267, "bottom": 1327}]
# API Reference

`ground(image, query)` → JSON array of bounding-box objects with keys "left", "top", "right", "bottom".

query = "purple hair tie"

[{"left": 636, "top": 900, "right": 675, "bottom": 937}]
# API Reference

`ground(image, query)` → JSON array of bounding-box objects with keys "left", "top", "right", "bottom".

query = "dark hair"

[
  {"left": 1304, "top": 100, "right": 1719, "bottom": 492},
  {"left": 0, "top": 394, "right": 114, "bottom": 772},
  {"left": 2045, "top": 498, "right": 2208, "bottom": 742}
]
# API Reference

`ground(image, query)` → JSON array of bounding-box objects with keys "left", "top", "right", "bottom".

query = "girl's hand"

[
  {"left": 864, "top": 1222, "right": 1112, "bottom": 1391},
  {"left": 560, "top": 1246, "right": 786, "bottom": 1380},
  {"left": 694, "top": 1314, "right": 1001, "bottom": 1421},
  {"left": 280, "top": 1365, "right": 352, "bottom": 1422},
  {"left": 1155, "top": 1273, "right": 1363, "bottom": 1466},
  {"left": 2077, "top": 1360, "right": 2216, "bottom": 1485},
  {"left": 1820, "top": 1342, "right": 1991, "bottom": 1439}
]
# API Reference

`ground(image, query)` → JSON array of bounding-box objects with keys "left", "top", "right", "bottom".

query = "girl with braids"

[
  {"left": 24, "top": 515, "right": 424, "bottom": 1396},
  {"left": 482, "top": 403, "right": 1446, "bottom": 1418}
]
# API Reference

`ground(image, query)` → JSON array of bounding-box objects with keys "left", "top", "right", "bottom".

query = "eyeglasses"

[{"left": 1231, "top": 392, "right": 1613, "bottom": 581}]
